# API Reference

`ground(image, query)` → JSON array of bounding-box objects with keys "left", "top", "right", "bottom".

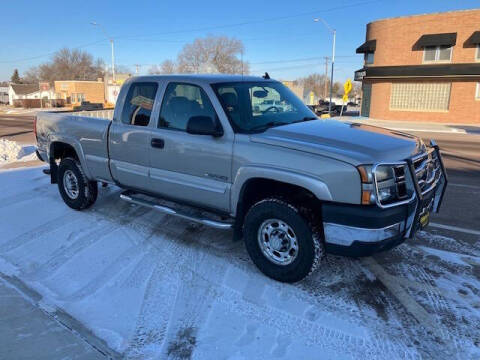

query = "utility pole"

[
  {"left": 324, "top": 56, "right": 329, "bottom": 100},
  {"left": 91, "top": 22, "right": 115, "bottom": 83},
  {"left": 330, "top": 29, "right": 336, "bottom": 115},
  {"left": 111, "top": 39, "right": 115, "bottom": 82},
  {"left": 135, "top": 64, "right": 140, "bottom": 74},
  {"left": 314, "top": 18, "right": 336, "bottom": 116}
]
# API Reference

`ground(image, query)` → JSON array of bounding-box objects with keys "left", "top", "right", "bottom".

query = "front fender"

[
  {"left": 48, "top": 134, "right": 93, "bottom": 179},
  {"left": 230, "top": 165, "right": 332, "bottom": 216}
]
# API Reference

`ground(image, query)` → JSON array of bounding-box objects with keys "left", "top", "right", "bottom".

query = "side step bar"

[{"left": 120, "top": 191, "right": 234, "bottom": 230}]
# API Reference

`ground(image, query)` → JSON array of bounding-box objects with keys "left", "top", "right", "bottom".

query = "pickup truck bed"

[{"left": 36, "top": 109, "right": 114, "bottom": 183}]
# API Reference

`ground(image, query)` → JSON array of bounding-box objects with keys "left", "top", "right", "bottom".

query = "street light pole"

[
  {"left": 314, "top": 18, "right": 336, "bottom": 116},
  {"left": 91, "top": 22, "right": 115, "bottom": 83},
  {"left": 110, "top": 39, "right": 115, "bottom": 82},
  {"left": 329, "top": 29, "right": 336, "bottom": 116}
]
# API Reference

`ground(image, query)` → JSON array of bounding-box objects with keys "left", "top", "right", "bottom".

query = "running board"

[{"left": 119, "top": 191, "right": 234, "bottom": 230}]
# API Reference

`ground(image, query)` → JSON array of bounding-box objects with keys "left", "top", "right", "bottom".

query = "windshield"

[{"left": 212, "top": 81, "right": 316, "bottom": 133}]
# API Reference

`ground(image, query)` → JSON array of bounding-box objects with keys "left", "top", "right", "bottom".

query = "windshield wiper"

[{"left": 249, "top": 121, "right": 290, "bottom": 132}]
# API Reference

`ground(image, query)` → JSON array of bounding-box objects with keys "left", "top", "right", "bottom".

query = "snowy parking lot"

[{"left": 0, "top": 166, "right": 479, "bottom": 359}]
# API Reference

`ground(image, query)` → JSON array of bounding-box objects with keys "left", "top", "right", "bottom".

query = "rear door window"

[
  {"left": 121, "top": 82, "right": 158, "bottom": 126},
  {"left": 159, "top": 83, "right": 218, "bottom": 131}
]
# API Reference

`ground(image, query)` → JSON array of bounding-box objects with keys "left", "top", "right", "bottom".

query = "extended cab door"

[
  {"left": 109, "top": 82, "right": 160, "bottom": 189},
  {"left": 147, "top": 82, "right": 233, "bottom": 212}
]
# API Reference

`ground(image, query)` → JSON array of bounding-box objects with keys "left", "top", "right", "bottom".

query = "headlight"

[
  {"left": 357, "top": 164, "right": 409, "bottom": 205},
  {"left": 375, "top": 165, "right": 394, "bottom": 182}
]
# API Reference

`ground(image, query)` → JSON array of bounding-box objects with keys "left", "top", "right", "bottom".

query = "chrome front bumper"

[{"left": 322, "top": 141, "right": 448, "bottom": 257}]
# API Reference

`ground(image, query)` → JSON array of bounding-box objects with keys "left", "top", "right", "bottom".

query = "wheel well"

[
  {"left": 50, "top": 142, "right": 79, "bottom": 161},
  {"left": 49, "top": 142, "right": 79, "bottom": 184},
  {"left": 234, "top": 178, "right": 322, "bottom": 237}
]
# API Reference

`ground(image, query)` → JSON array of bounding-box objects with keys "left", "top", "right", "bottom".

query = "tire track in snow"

[
  {"left": 0, "top": 185, "right": 53, "bottom": 209},
  {"left": 361, "top": 257, "right": 457, "bottom": 358},
  {"left": 61, "top": 239, "right": 149, "bottom": 302},
  {"left": 411, "top": 245, "right": 480, "bottom": 356},
  {"left": 124, "top": 224, "right": 209, "bottom": 358},
  {"left": 158, "top": 241, "right": 230, "bottom": 359},
  {"left": 216, "top": 284, "right": 419, "bottom": 359},
  {"left": 0, "top": 212, "right": 80, "bottom": 253},
  {"left": 21, "top": 220, "right": 117, "bottom": 281},
  {"left": 22, "top": 205, "right": 150, "bottom": 282}
]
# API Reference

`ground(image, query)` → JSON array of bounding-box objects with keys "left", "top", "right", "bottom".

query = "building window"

[
  {"left": 476, "top": 45, "right": 480, "bottom": 61},
  {"left": 423, "top": 45, "right": 452, "bottom": 63},
  {"left": 390, "top": 83, "right": 451, "bottom": 111},
  {"left": 476, "top": 83, "right": 480, "bottom": 100},
  {"left": 365, "top": 52, "right": 374, "bottom": 65}
]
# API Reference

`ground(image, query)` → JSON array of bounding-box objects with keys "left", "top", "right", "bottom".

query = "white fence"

[{"left": 71, "top": 109, "right": 114, "bottom": 120}]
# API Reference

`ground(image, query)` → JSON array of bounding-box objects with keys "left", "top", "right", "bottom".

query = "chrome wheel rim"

[
  {"left": 63, "top": 170, "right": 79, "bottom": 199},
  {"left": 257, "top": 219, "right": 298, "bottom": 265}
]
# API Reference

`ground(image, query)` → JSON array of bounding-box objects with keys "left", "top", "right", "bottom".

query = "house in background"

[
  {"left": 355, "top": 9, "right": 480, "bottom": 123},
  {"left": 54, "top": 79, "right": 105, "bottom": 105},
  {"left": 8, "top": 83, "right": 57, "bottom": 107},
  {"left": 0, "top": 86, "right": 8, "bottom": 104},
  {"left": 9, "top": 83, "right": 40, "bottom": 105}
]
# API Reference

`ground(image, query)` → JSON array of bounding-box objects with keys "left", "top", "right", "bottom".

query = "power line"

[
  {"left": 250, "top": 55, "right": 357, "bottom": 65},
  {"left": 0, "top": 40, "right": 106, "bottom": 64},
  {"left": 113, "top": 0, "right": 382, "bottom": 41},
  {"left": 1, "top": 0, "right": 382, "bottom": 65}
]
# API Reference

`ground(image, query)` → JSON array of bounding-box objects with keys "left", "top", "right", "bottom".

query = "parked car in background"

[{"left": 254, "top": 99, "right": 290, "bottom": 113}]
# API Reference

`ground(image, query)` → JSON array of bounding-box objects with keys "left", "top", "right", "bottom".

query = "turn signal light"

[{"left": 361, "top": 190, "right": 372, "bottom": 205}]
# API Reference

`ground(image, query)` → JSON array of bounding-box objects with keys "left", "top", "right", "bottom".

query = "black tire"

[
  {"left": 243, "top": 198, "right": 324, "bottom": 283},
  {"left": 57, "top": 157, "right": 97, "bottom": 210}
]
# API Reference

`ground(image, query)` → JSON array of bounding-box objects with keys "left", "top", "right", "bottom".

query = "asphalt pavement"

[{"left": 0, "top": 114, "right": 36, "bottom": 144}]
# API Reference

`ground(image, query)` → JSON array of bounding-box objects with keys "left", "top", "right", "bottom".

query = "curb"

[{"left": 0, "top": 271, "right": 122, "bottom": 360}]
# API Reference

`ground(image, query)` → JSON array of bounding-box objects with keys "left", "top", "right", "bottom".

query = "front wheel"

[
  {"left": 57, "top": 157, "right": 98, "bottom": 210},
  {"left": 243, "top": 198, "right": 324, "bottom": 283}
]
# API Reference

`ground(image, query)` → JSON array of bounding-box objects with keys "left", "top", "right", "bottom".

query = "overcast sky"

[{"left": 1, "top": 0, "right": 479, "bottom": 83}]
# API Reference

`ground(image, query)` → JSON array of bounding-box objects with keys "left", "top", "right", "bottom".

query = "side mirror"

[{"left": 186, "top": 116, "right": 223, "bottom": 137}]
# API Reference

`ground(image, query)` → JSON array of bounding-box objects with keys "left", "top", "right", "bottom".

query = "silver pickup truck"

[{"left": 35, "top": 74, "right": 447, "bottom": 283}]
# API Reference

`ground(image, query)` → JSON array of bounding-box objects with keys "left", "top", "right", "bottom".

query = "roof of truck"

[{"left": 130, "top": 74, "right": 276, "bottom": 84}]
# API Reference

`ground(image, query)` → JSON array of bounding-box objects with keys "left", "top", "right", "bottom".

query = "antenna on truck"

[{"left": 263, "top": 72, "right": 270, "bottom": 80}]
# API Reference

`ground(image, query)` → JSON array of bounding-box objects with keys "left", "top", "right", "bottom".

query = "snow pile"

[{"left": 0, "top": 139, "right": 37, "bottom": 165}]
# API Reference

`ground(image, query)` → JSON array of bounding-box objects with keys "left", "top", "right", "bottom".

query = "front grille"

[
  {"left": 412, "top": 149, "right": 441, "bottom": 194},
  {"left": 393, "top": 165, "right": 408, "bottom": 199}
]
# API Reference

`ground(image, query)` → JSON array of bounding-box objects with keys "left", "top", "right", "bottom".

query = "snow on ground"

[
  {"left": 0, "top": 166, "right": 479, "bottom": 359},
  {"left": 0, "top": 139, "right": 37, "bottom": 166}
]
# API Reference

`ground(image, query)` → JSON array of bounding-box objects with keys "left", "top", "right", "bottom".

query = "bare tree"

[
  {"left": 149, "top": 60, "right": 176, "bottom": 75},
  {"left": 176, "top": 35, "right": 248, "bottom": 74},
  {"left": 25, "top": 48, "right": 105, "bottom": 84},
  {"left": 297, "top": 73, "right": 328, "bottom": 99},
  {"left": 23, "top": 67, "right": 40, "bottom": 84},
  {"left": 332, "top": 81, "right": 342, "bottom": 96}
]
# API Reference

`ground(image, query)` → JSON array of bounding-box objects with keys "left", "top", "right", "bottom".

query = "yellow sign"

[
  {"left": 344, "top": 79, "right": 352, "bottom": 95},
  {"left": 342, "top": 94, "right": 349, "bottom": 103},
  {"left": 309, "top": 91, "right": 315, "bottom": 105}
]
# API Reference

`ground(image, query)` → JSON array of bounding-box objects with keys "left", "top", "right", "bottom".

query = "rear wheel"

[
  {"left": 57, "top": 157, "right": 97, "bottom": 210},
  {"left": 243, "top": 198, "right": 324, "bottom": 283}
]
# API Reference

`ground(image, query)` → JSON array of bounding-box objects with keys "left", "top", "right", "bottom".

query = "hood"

[{"left": 250, "top": 119, "right": 424, "bottom": 165}]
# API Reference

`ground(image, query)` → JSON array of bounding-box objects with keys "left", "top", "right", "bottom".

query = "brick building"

[
  {"left": 54, "top": 80, "right": 105, "bottom": 105},
  {"left": 355, "top": 9, "right": 480, "bottom": 123}
]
